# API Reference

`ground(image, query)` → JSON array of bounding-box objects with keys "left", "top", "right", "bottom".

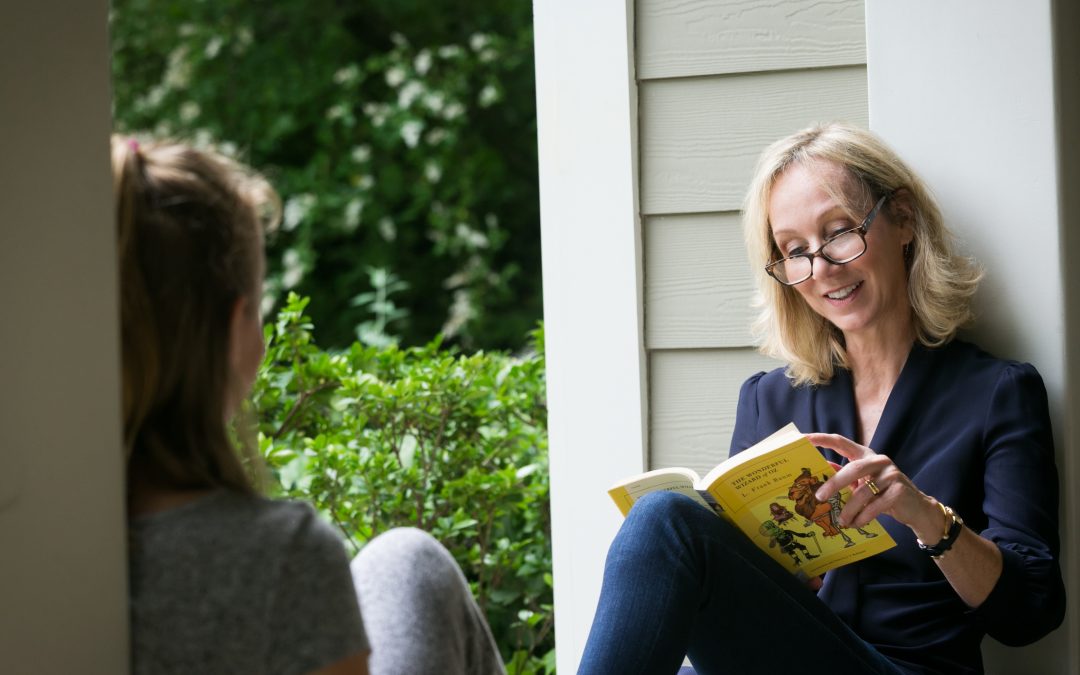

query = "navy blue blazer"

[{"left": 731, "top": 339, "right": 1065, "bottom": 674}]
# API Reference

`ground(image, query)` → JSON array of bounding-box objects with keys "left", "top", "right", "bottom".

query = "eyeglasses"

[{"left": 765, "top": 194, "right": 890, "bottom": 286}]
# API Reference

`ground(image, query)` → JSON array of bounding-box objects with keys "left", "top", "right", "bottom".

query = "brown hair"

[
  {"left": 743, "top": 123, "right": 983, "bottom": 385},
  {"left": 112, "top": 136, "right": 278, "bottom": 494}
]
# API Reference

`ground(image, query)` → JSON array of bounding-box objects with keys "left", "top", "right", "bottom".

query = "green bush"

[
  {"left": 254, "top": 294, "right": 553, "bottom": 673},
  {"left": 111, "top": 0, "right": 541, "bottom": 351}
]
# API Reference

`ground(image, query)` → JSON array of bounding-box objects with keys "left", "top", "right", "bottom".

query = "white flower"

[
  {"left": 334, "top": 64, "right": 360, "bottom": 85},
  {"left": 469, "top": 33, "right": 491, "bottom": 51},
  {"left": 478, "top": 84, "right": 500, "bottom": 108},
  {"left": 441, "top": 288, "right": 475, "bottom": 337},
  {"left": 414, "top": 49, "right": 432, "bottom": 75},
  {"left": 326, "top": 103, "right": 349, "bottom": 121},
  {"left": 425, "top": 128, "right": 448, "bottom": 145},
  {"left": 479, "top": 48, "right": 498, "bottom": 64},
  {"left": 193, "top": 129, "right": 214, "bottom": 148},
  {"left": 424, "top": 162, "right": 442, "bottom": 183},
  {"left": 350, "top": 145, "right": 371, "bottom": 163},
  {"left": 385, "top": 66, "right": 406, "bottom": 87},
  {"left": 236, "top": 26, "right": 254, "bottom": 51},
  {"left": 282, "top": 193, "right": 316, "bottom": 231},
  {"left": 363, "top": 102, "right": 389, "bottom": 127},
  {"left": 260, "top": 291, "right": 277, "bottom": 319},
  {"left": 344, "top": 198, "right": 364, "bottom": 231},
  {"left": 422, "top": 92, "right": 445, "bottom": 113},
  {"left": 442, "top": 102, "right": 464, "bottom": 121},
  {"left": 484, "top": 213, "right": 499, "bottom": 228},
  {"left": 137, "top": 85, "right": 167, "bottom": 112},
  {"left": 163, "top": 45, "right": 192, "bottom": 89},
  {"left": 391, "top": 32, "right": 409, "bottom": 48},
  {"left": 398, "top": 81, "right": 424, "bottom": 108},
  {"left": 204, "top": 36, "right": 224, "bottom": 59},
  {"left": 455, "top": 223, "right": 489, "bottom": 249},
  {"left": 357, "top": 174, "right": 375, "bottom": 190},
  {"left": 438, "top": 45, "right": 463, "bottom": 59},
  {"left": 401, "top": 120, "right": 424, "bottom": 148},
  {"left": 282, "top": 249, "right": 305, "bottom": 288},
  {"left": 378, "top": 217, "right": 397, "bottom": 242},
  {"left": 179, "top": 101, "right": 201, "bottom": 122}
]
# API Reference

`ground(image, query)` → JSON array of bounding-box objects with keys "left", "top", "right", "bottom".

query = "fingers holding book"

[{"left": 807, "top": 432, "right": 936, "bottom": 534}]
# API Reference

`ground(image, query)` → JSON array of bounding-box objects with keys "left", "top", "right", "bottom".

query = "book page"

[{"left": 608, "top": 467, "right": 708, "bottom": 517}]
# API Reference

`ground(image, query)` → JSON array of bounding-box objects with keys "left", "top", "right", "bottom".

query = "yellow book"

[{"left": 608, "top": 423, "right": 896, "bottom": 580}]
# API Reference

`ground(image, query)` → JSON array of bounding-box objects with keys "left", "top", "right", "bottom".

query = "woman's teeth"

[{"left": 827, "top": 282, "right": 860, "bottom": 300}]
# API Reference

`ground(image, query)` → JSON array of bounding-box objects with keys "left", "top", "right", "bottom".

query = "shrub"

[
  {"left": 111, "top": 0, "right": 541, "bottom": 350},
  {"left": 253, "top": 294, "right": 553, "bottom": 672}
]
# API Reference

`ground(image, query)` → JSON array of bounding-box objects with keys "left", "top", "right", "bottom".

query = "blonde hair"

[
  {"left": 743, "top": 123, "right": 982, "bottom": 386},
  {"left": 112, "top": 135, "right": 279, "bottom": 494}
]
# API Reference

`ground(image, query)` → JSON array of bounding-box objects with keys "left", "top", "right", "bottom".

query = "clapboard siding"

[
  {"left": 640, "top": 66, "right": 868, "bottom": 214},
  {"left": 649, "top": 348, "right": 781, "bottom": 474},
  {"left": 645, "top": 212, "right": 757, "bottom": 348},
  {"left": 638, "top": 0, "right": 865, "bottom": 80}
]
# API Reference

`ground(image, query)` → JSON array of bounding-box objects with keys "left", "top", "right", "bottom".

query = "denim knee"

[
  {"left": 627, "top": 490, "right": 704, "bottom": 528},
  {"left": 607, "top": 491, "right": 707, "bottom": 561}
]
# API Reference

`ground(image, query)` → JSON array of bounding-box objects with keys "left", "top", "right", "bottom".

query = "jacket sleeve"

[
  {"left": 971, "top": 362, "right": 1065, "bottom": 645},
  {"left": 730, "top": 371, "right": 766, "bottom": 456}
]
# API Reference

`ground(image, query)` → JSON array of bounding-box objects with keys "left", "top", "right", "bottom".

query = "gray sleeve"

[{"left": 267, "top": 509, "right": 370, "bottom": 675}]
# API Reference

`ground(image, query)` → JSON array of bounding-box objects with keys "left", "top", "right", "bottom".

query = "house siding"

[{"left": 638, "top": 0, "right": 868, "bottom": 474}]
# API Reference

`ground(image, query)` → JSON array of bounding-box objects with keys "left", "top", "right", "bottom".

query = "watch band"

[{"left": 917, "top": 504, "right": 964, "bottom": 559}]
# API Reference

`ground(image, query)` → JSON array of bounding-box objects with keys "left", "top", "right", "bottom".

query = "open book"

[{"left": 609, "top": 424, "right": 896, "bottom": 579}]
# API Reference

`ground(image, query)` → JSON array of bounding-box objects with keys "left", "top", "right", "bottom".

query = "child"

[{"left": 115, "top": 136, "right": 504, "bottom": 675}]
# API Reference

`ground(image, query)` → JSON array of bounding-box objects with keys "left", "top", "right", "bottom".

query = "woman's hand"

[
  {"left": 806, "top": 432, "right": 1004, "bottom": 608},
  {"left": 806, "top": 433, "right": 942, "bottom": 543}
]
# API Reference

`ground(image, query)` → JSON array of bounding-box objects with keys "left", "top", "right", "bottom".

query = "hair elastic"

[{"left": 128, "top": 138, "right": 140, "bottom": 153}]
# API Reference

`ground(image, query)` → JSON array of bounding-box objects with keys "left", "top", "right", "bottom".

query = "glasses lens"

[
  {"left": 822, "top": 231, "right": 866, "bottom": 263},
  {"left": 775, "top": 256, "right": 811, "bottom": 285}
]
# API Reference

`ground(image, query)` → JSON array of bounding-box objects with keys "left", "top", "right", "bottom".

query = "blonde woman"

[
  {"left": 578, "top": 124, "right": 1064, "bottom": 674},
  {"left": 116, "top": 137, "right": 504, "bottom": 675}
]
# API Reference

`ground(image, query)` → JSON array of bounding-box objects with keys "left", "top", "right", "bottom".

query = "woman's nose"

[{"left": 810, "top": 253, "right": 839, "bottom": 279}]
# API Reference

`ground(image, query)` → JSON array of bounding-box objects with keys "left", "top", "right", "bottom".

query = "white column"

[
  {"left": 0, "top": 1, "right": 128, "bottom": 673},
  {"left": 533, "top": 0, "right": 647, "bottom": 671},
  {"left": 866, "top": 1, "right": 1076, "bottom": 672}
]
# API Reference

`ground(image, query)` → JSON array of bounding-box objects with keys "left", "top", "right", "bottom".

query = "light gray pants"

[{"left": 350, "top": 528, "right": 506, "bottom": 675}]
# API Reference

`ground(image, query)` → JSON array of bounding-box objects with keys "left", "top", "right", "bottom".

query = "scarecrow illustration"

[{"left": 758, "top": 520, "right": 820, "bottom": 566}]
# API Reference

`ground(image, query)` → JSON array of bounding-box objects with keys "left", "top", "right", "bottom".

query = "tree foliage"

[
  {"left": 254, "top": 294, "right": 553, "bottom": 672},
  {"left": 111, "top": 0, "right": 541, "bottom": 350}
]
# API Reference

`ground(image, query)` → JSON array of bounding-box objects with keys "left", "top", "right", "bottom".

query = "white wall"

[
  {"left": 533, "top": 1, "right": 647, "bottom": 672},
  {"left": 0, "top": 1, "right": 129, "bottom": 673},
  {"left": 867, "top": 1, "right": 1076, "bottom": 672}
]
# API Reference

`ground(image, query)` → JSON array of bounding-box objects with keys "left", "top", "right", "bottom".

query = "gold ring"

[{"left": 864, "top": 477, "right": 881, "bottom": 496}]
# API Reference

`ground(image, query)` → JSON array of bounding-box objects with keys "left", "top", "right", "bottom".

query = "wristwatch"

[{"left": 917, "top": 503, "right": 964, "bottom": 559}]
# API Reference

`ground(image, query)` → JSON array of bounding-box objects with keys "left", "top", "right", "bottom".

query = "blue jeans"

[{"left": 578, "top": 492, "right": 907, "bottom": 675}]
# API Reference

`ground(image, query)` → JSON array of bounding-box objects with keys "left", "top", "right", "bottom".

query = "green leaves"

[
  {"left": 111, "top": 0, "right": 540, "bottom": 351},
  {"left": 253, "top": 294, "right": 552, "bottom": 671}
]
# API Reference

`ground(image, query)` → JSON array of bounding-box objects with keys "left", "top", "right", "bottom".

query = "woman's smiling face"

[{"left": 767, "top": 161, "right": 914, "bottom": 340}]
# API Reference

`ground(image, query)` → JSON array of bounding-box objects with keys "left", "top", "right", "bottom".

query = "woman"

[
  {"left": 116, "top": 137, "right": 504, "bottom": 675},
  {"left": 578, "top": 124, "right": 1065, "bottom": 674}
]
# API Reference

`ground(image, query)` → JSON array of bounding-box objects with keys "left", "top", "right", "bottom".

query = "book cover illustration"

[
  {"left": 608, "top": 424, "right": 896, "bottom": 579},
  {"left": 704, "top": 438, "right": 895, "bottom": 579}
]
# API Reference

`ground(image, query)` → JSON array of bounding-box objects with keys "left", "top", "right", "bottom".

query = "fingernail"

[{"left": 815, "top": 490, "right": 825, "bottom": 501}]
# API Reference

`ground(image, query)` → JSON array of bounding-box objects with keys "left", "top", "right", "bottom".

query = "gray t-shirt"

[{"left": 129, "top": 490, "right": 369, "bottom": 675}]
